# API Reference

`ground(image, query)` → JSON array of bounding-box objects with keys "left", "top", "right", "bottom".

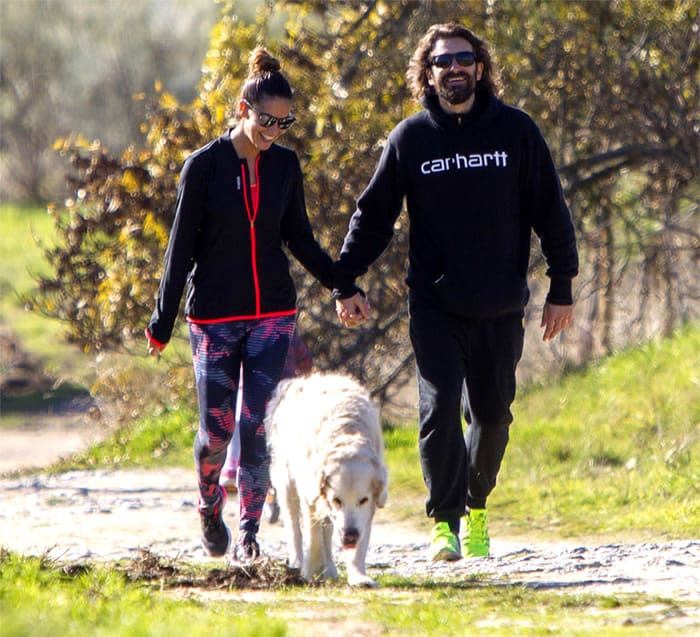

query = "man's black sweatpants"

[{"left": 408, "top": 293, "right": 525, "bottom": 533}]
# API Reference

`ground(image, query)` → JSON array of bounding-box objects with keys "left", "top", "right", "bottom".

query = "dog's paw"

[{"left": 347, "top": 573, "right": 378, "bottom": 588}]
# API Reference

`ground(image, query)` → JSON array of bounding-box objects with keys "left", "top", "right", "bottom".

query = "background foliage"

[
  {"left": 0, "top": 0, "right": 219, "bottom": 202},
  {"left": 25, "top": 0, "right": 700, "bottom": 405}
]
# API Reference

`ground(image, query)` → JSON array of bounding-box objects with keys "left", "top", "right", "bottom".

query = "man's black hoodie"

[{"left": 334, "top": 89, "right": 578, "bottom": 318}]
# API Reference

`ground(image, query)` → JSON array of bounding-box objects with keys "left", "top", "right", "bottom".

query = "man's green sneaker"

[
  {"left": 430, "top": 521, "right": 461, "bottom": 562},
  {"left": 462, "top": 508, "right": 490, "bottom": 557}
]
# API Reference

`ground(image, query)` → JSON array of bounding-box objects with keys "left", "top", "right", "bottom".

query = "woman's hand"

[{"left": 145, "top": 329, "right": 166, "bottom": 358}]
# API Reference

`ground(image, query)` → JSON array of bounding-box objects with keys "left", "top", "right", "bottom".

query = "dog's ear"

[
  {"left": 373, "top": 464, "right": 388, "bottom": 508},
  {"left": 318, "top": 469, "right": 328, "bottom": 497},
  {"left": 313, "top": 468, "right": 332, "bottom": 515},
  {"left": 318, "top": 467, "right": 334, "bottom": 502}
]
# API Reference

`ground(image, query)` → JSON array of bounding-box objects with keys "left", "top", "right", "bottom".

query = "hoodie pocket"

[{"left": 433, "top": 265, "right": 528, "bottom": 319}]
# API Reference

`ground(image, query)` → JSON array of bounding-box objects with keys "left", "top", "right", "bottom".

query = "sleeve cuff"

[
  {"left": 332, "top": 285, "right": 366, "bottom": 301},
  {"left": 546, "top": 277, "right": 573, "bottom": 305},
  {"left": 145, "top": 327, "right": 167, "bottom": 352}
]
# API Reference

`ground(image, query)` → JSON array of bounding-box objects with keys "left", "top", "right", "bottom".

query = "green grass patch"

[
  {"left": 1, "top": 550, "right": 695, "bottom": 637},
  {"left": 383, "top": 424, "right": 421, "bottom": 494},
  {"left": 496, "top": 322, "right": 700, "bottom": 539},
  {"left": 359, "top": 578, "right": 691, "bottom": 636},
  {"left": 0, "top": 204, "right": 89, "bottom": 383},
  {"left": 0, "top": 204, "right": 55, "bottom": 295},
  {"left": 377, "top": 322, "right": 700, "bottom": 540},
  {"left": 51, "top": 406, "right": 199, "bottom": 472},
  {"left": 0, "top": 550, "right": 286, "bottom": 637}
]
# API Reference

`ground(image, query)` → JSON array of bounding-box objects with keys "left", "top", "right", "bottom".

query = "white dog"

[{"left": 265, "top": 372, "right": 388, "bottom": 587}]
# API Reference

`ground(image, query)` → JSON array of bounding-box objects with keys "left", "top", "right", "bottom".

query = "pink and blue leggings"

[{"left": 189, "top": 315, "right": 295, "bottom": 536}]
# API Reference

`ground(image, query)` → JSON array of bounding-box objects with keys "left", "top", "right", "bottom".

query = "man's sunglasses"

[
  {"left": 243, "top": 100, "right": 296, "bottom": 130},
  {"left": 430, "top": 51, "right": 477, "bottom": 69}
]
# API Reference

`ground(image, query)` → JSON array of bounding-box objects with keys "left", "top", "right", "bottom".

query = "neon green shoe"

[
  {"left": 462, "top": 509, "right": 490, "bottom": 557},
  {"left": 430, "top": 521, "right": 461, "bottom": 562}
]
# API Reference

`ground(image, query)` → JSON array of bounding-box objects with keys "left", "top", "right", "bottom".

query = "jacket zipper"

[{"left": 240, "top": 156, "right": 261, "bottom": 315}]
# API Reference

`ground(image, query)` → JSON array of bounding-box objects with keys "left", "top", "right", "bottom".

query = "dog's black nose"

[{"left": 342, "top": 528, "right": 360, "bottom": 548}]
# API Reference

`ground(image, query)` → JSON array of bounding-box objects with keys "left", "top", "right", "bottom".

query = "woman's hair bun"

[
  {"left": 239, "top": 45, "right": 292, "bottom": 103},
  {"left": 248, "top": 46, "right": 281, "bottom": 76}
]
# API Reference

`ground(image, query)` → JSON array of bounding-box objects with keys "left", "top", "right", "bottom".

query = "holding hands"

[{"left": 336, "top": 292, "right": 371, "bottom": 328}]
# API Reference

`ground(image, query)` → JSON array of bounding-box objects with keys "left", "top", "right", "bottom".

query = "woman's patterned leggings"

[{"left": 189, "top": 315, "right": 295, "bottom": 537}]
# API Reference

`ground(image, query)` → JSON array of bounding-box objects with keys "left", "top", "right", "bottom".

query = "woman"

[{"left": 145, "top": 47, "right": 334, "bottom": 562}]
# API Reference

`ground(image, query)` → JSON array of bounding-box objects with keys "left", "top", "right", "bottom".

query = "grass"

[
  {"left": 0, "top": 204, "right": 100, "bottom": 430},
  {"left": 497, "top": 322, "right": 700, "bottom": 540},
  {"left": 0, "top": 550, "right": 286, "bottom": 637},
  {"left": 1, "top": 550, "right": 694, "bottom": 637},
  {"left": 59, "top": 407, "right": 199, "bottom": 470},
  {"left": 0, "top": 204, "right": 54, "bottom": 295},
  {"left": 0, "top": 204, "right": 80, "bottom": 379}
]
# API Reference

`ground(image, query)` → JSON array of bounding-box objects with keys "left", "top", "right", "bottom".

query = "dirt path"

[
  {"left": 0, "top": 421, "right": 101, "bottom": 474},
  {"left": 1, "top": 465, "right": 699, "bottom": 611}
]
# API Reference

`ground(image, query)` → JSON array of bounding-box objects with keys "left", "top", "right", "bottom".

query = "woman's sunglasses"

[
  {"left": 430, "top": 51, "right": 477, "bottom": 69},
  {"left": 243, "top": 100, "right": 296, "bottom": 130}
]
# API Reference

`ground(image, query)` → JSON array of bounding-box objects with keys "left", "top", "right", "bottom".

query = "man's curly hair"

[{"left": 406, "top": 23, "right": 501, "bottom": 102}]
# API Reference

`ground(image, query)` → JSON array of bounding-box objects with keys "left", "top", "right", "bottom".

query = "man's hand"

[
  {"left": 335, "top": 293, "right": 371, "bottom": 328},
  {"left": 541, "top": 302, "right": 574, "bottom": 342}
]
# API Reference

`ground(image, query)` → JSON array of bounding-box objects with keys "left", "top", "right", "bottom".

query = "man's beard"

[{"left": 437, "top": 74, "right": 476, "bottom": 105}]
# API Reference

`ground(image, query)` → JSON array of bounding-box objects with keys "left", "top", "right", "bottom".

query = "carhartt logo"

[{"left": 420, "top": 151, "right": 508, "bottom": 175}]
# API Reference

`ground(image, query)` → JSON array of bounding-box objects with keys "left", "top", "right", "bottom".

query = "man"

[{"left": 333, "top": 23, "right": 578, "bottom": 561}]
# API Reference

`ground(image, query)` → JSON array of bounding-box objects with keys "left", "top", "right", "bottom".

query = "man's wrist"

[{"left": 546, "top": 277, "right": 573, "bottom": 305}]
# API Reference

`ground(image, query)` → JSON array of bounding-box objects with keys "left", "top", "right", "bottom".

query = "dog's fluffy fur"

[{"left": 265, "top": 372, "right": 388, "bottom": 587}]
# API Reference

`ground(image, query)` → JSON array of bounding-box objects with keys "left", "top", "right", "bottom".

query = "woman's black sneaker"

[
  {"left": 233, "top": 531, "right": 260, "bottom": 563},
  {"left": 198, "top": 485, "right": 231, "bottom": 557}
]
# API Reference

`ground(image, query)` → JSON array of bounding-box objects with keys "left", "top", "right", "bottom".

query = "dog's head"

[{"left": 318, "top": 454, "right": 387, "bottom": 550}]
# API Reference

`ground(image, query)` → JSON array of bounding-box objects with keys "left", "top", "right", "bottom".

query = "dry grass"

[{"left": 115, "top": 548, "right": 305, "bottom": 591}]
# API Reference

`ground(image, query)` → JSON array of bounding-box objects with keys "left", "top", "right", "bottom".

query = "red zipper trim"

[
  {"left": 187, "top": 309, "right": 297, "bottom": 324},
  {"left": 241, "top": 156, "right": 261, "bottom": 314}
]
